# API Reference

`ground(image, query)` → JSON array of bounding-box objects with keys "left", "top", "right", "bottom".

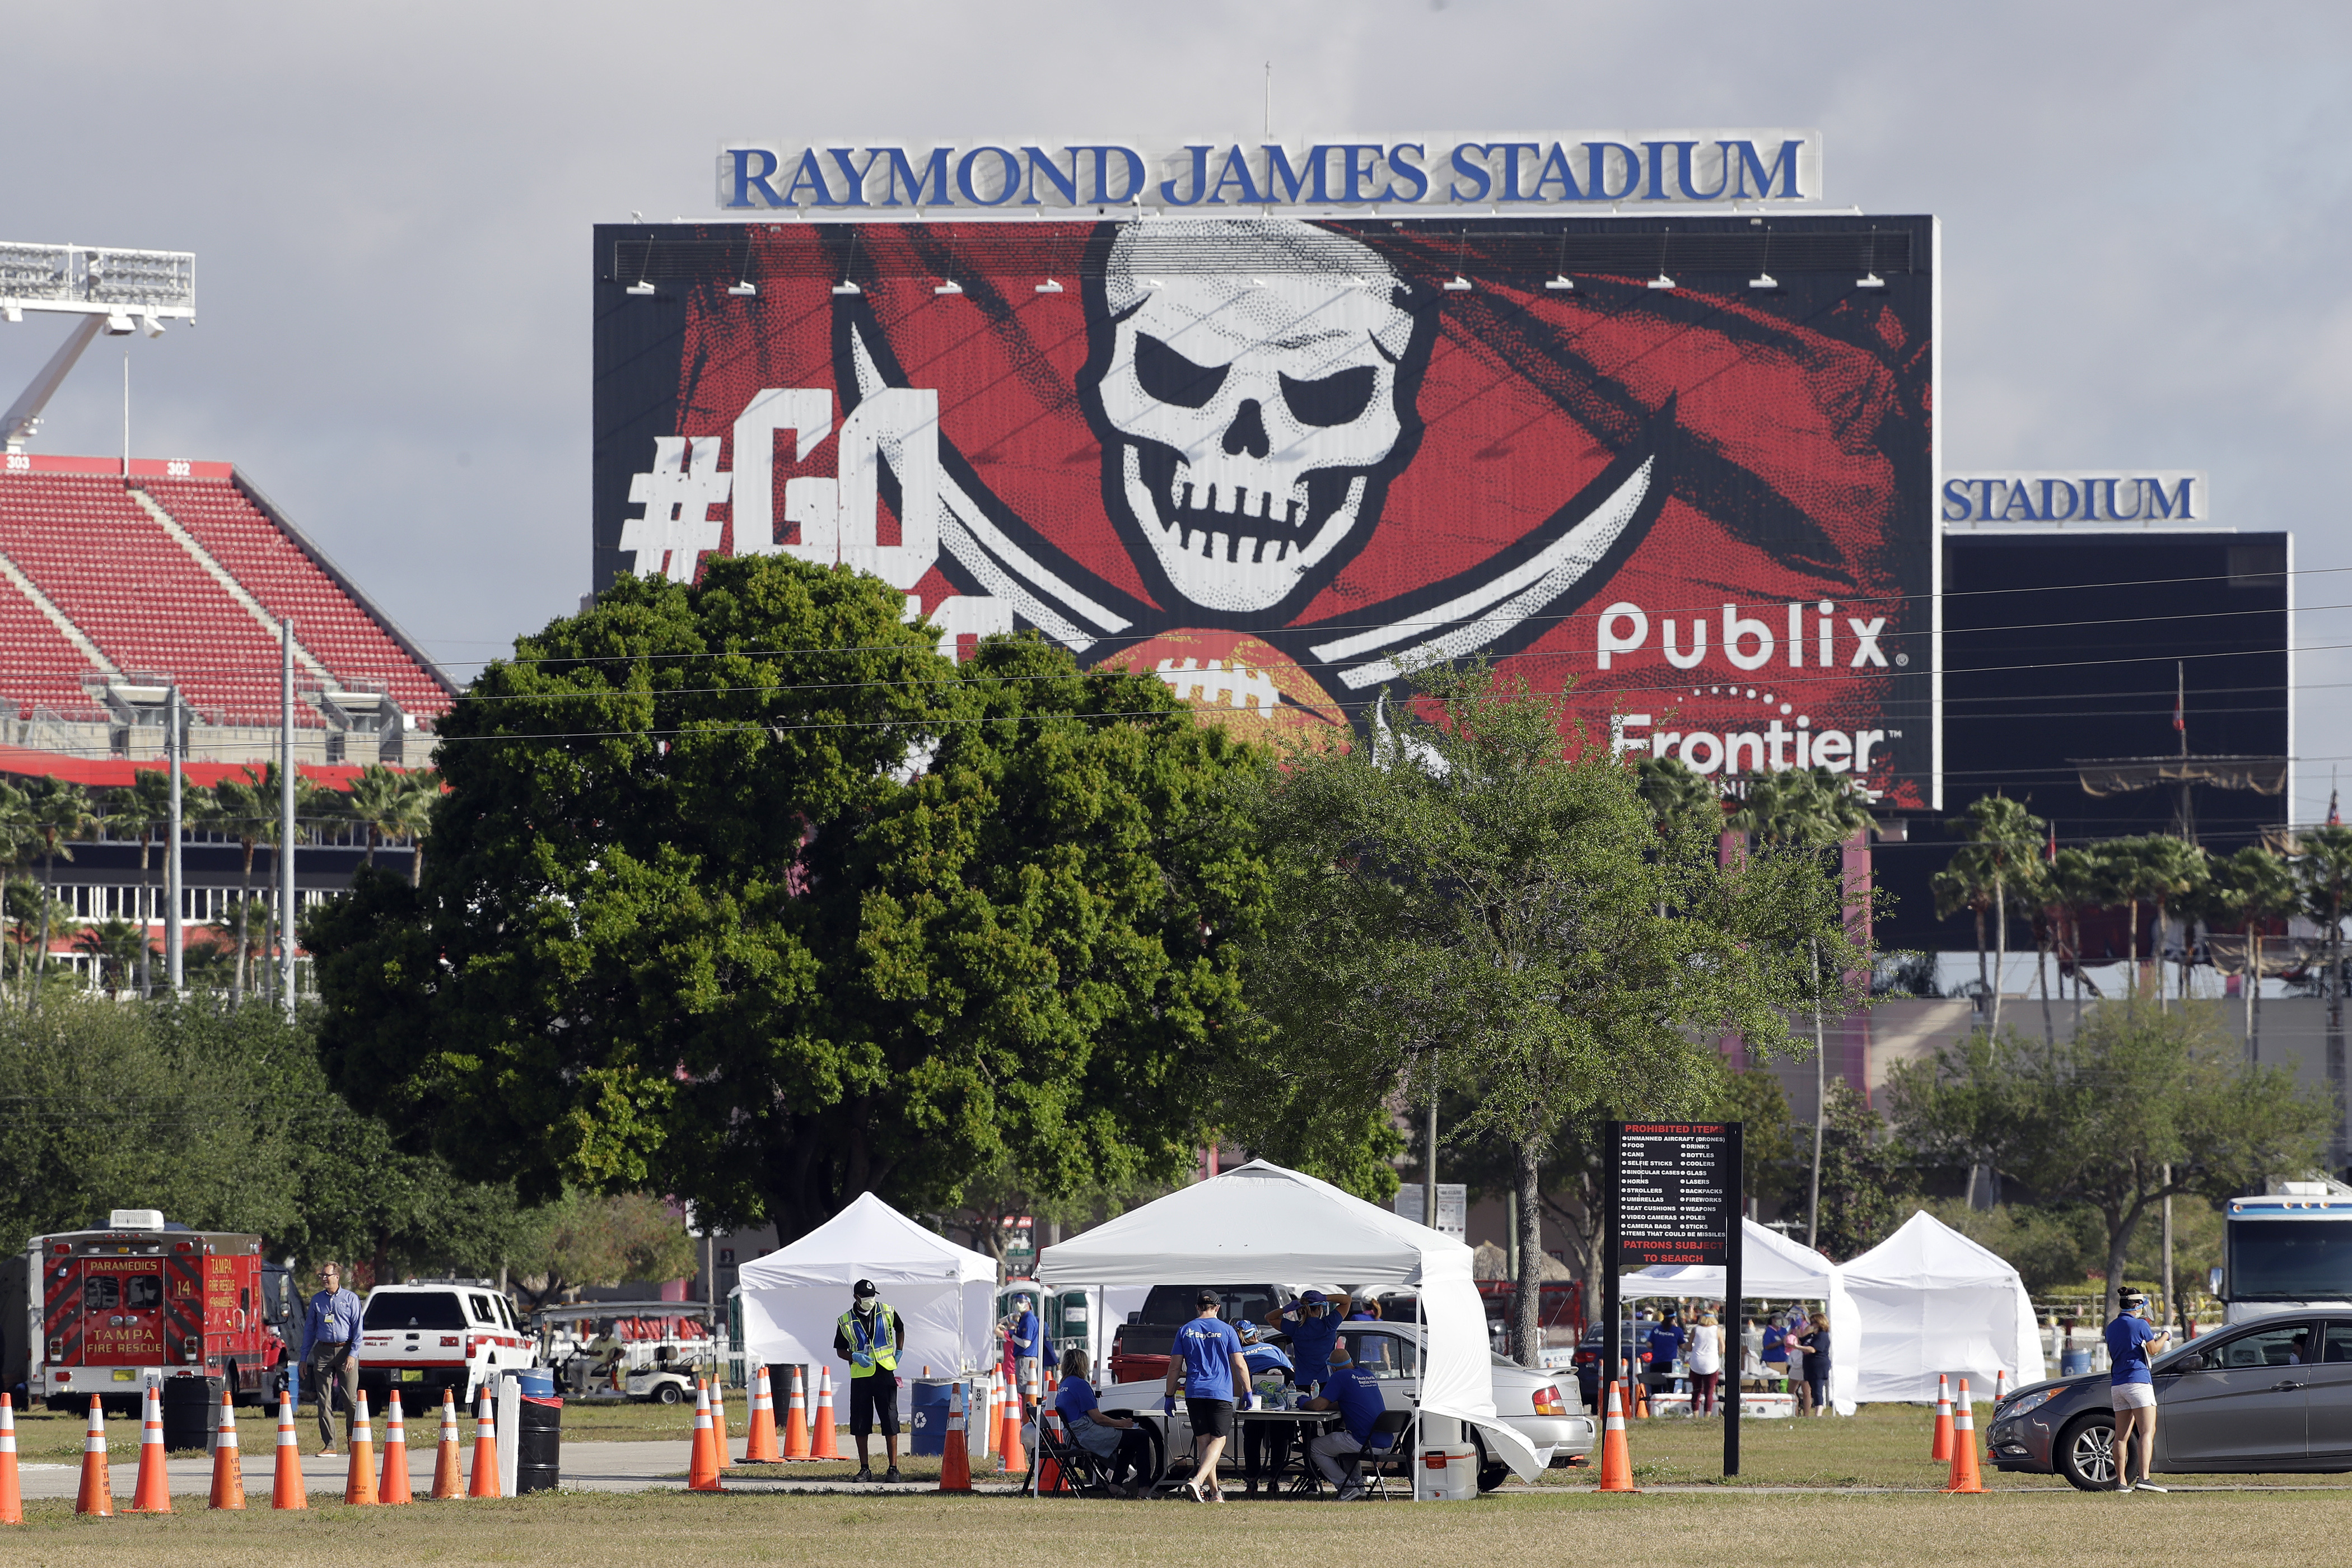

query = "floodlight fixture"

[
  {"left": 830, "top": 279, "right": 862, "bottom": 295},
  {"left": 1544, "top": 275, "right": 1574, "bottom": 291},
  {"left": 1035, "top": 278, "right": 1064, "bottom": 294},
  {"left": 626, "top": 280, "right": 656, "bottom": 296},
  {"left": 1648, "top": 273, "right": 1677, "bottom": 291},
  {"left": 1856, "top": 272, "right": 1887, "bottom": 290},
  {"left": 934, "top": 279, "right": 963, "bottom": 296},
  {"left": 1, "top": 240, "right": 195, "bottom": 452},
  {"left": 1749, "top": 272, "right": 1780, "bottom": 291},
  {"left": 1442, "top": 276, "right": 1473, "bottom": 292},
  {"left": 727, "top": 280, "right": 757, "bottom": 296}
]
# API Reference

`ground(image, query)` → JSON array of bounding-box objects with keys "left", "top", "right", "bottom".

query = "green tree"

[
  {"left": 23, "top": 778, "right": 95, "bottom": 998},
  {"left": 1634, "top": 754, "right": 1721, "bottom": 844},
  {"left": 307, "top": 553, "right": 1270, "bottom": 1245},
  {"left": 1937, "top": 796, "right": 2047, "bottom": 1035},
  {"left": 508, "top": 1189, "right": 699, "bottom": 1310},
  {"left": 2295, "top": 825, "right": 2352, "bottom": 1170},
  {"left": 2190, "top": 844, "right": 2300, "bottom": 1060},
  {"left": 105, "top": 769, "right": 174, "bottom": 997},
  {"left": 1887, "top": 1002, "right": 2330, "bottom": 1318},
  {"left": 1244, "top": 662, "right": 1860, "bottom": 1366},
  {"left": 1811, "top": 1082, "right": 1915, "bottom": 1261}
]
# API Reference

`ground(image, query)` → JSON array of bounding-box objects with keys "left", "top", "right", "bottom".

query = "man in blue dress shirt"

[{"left": 302, "top": 1262, "right": 365, "bottom": 1454}]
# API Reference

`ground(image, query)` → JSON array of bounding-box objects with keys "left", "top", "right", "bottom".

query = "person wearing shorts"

[
  {"left": 1163, "top": 1291, "right": 1252, "bottom": 1502},
  {"left": 833, "top": 1278, "right": 906, "bottom": 1483},
  {"left": 2104, "top": 1289, "right": 2169, "bottom": 1492}
]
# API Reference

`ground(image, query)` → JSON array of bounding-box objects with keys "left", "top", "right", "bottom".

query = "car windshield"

[
  {"left": 1135, "top": 1285, "right": 1280, "bottom": 1326},
  {"left": 1338, "top": 1328, "right": 1417, "bottom": 1380},
  {"left": 2229, "top": 1220, "right": 2352, "bottom": 1300},
  {"left": 364, "top": 1293, "right": 468, "bottom": 1330}
]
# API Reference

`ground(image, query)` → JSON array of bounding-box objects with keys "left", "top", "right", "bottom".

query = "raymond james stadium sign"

[{"left": 714, "top": 133, "right": 1823, "bottom": 212}]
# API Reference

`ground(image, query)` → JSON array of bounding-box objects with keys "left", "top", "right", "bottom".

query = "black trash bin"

[
  {"left": 516, "top": 1393, "right": 562, "bottom": 1493},
  {"left": 161, "top": 1374, "right": 227, "bottom": 1454}
]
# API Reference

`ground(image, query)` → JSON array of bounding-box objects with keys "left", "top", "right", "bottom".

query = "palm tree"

[
  {"left": 107, "top": 769, "right": 173, "bottom": 997},
  {"left": 2197, "top": 844, "right": 2300, "bottom": 1060},
  {"left": 74, "top": 917, "right": 145, "bottom": 995},
  {"left": 342, "top": 764, "right": 409, "bottom": 868},
  {"left": 1634, "top": 755, "right": 1721, "bottom": 843},
  {"left": 0, "top": 781, "right": 32, "bottom": 1004},
  {"left": 392, "top": 767, "right": 439, "bottom": 887},
  {"left": 2113, "top": 836, "right": 2206, "bottom": 1009},
  {"left": 1942, "top": 795, "right": 2046, "bottom": 1034},
  {"left": 199, "top": 769, "right": 272, "bottom": 1004},
  {"left": 24, "top": 779, "right": 96, "bottom": 1001},
  {"left": 2296, "top": 825, "right": 2352, "bottom": 1162},
  {"left": 1729, "top": 764, "right": 1874, "bottom": 1250},
  {"left": 2044, "top": 846, "right": 2111, "bottom": 1006}
]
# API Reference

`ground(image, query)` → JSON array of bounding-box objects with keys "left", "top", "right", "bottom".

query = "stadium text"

[
  {"left": 1942, "top": 472, "right": 2207, "bottom": 526},
  {"left": 713, "top": 135, "right": 1822, "bottom": 213}
]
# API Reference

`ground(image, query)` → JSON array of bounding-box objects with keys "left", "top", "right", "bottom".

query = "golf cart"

[{"left": 530, "top": 1300, "right": 727, "bottom": 1404}]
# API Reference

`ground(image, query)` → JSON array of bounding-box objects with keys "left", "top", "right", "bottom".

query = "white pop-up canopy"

[
  {"left": 1617, "top": 1218, "right": 1858, "bottom": 1414},
  {"left": 1841, "top": 1210, "right": 2046, "bottom": 1402},
  {"left": 1038, "top": 1160, "right": 1548, "bottom": 1481},
  {"left": 736, "top": 1193, "right": 997, "bottom": 1381}
]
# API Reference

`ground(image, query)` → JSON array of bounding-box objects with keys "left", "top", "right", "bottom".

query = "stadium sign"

[
  {"left": 715, "top": 134, "right": 1823, "bottom": 213},
  {"left": 1942, "top": 471, "right": 2207, "bottom": 526},
  {"left": 596, "top": 209, "right": 1935, "bottom": 806}
]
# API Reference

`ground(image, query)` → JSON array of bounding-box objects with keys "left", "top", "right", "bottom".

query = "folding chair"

[
  {"left": 1026, "top": 1411, "right": 1122, "bottom": 1498},
  {"left": 1359, "top": 1409, "right": 1417, "bottom": 1500}
]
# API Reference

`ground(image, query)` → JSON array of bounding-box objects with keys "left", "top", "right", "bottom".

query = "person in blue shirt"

[
  {"left": 1644, "top": 1315, "right": 1684, "bottom": 1401},
  {"left": 1303, "top": 1343, "right": 1394, "bottom": 1501},
  {"left": 301, "top": 1261, "right": 365, "bottom": 1455},
  {"left": 1264, "top": 1289, "right": 1343, "bottom": 1392},
  {"left": 1760, "top": 1320, "right": 1789, "bottom": 1390},
  {"left": 1234, "top": 1321, "right": 1295, "bottom": 1496},
  {"left": 2104, "top": 1288, "right": 2171, "bottom": 1492},
  {"left": 1160, "top": 1291, "right": 1251, "bottom": 1502},
  {"left": 1007, "top": 1295, "right": 1042, "bottom": 1404},
  {"left": 1052, "top": 1348, "right": 1151, "bottom": 1496}
]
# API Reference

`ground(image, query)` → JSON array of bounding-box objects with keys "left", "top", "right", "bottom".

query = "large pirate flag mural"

[{"left": 594, "top": 214, "right": 1935, "bottom": 806}]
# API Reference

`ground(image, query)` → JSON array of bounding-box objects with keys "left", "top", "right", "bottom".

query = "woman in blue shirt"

[
  {"left": 2104, "top": 1289, "right": 2169, "bottom": 1492},
  {"left": 1052, "top": 1350, "right": 1152, "bottom": 1497},
  {"left": 1235, "top": 1322, "right": 1295, "bottom": 1496}
]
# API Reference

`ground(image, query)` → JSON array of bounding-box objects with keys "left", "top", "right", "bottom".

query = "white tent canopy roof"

[
  {"left": 1841, "top": 1210, "right": 2047, "bottom": 1402},
  {"left": 1037, "top": 1160, "right": 1548, "bottom": 1481},
  {"left": 736, "top": 1192, "right": 998, "bottom": 1378}
]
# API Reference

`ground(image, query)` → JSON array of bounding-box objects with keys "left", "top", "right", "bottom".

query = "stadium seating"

[
  {"left": 142, "top": 475, "right": 451, "bottom": 721},
  {"left": 0, "top": 466, "right": 451, "bottom": 731}
]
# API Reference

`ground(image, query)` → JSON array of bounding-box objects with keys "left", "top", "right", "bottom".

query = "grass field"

[{"left": 8, "top": 1487, "right": 2352, "bottom": 1566}]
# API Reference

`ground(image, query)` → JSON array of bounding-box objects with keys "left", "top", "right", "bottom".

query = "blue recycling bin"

[
  {"left": 909, "top": 1379, "right": 952, "bottom": 1457},
  {"left": 2060, "top": 1349, "right": 2093, "bottom": 1376}
]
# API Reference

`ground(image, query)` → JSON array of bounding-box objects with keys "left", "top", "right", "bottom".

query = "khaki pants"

[{"left": 307, "top": 1342, "right": 359, "bottom": 1448}]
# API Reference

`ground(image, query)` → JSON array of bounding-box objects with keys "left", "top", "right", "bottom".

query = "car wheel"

[
  {"left": 1137, "top": 1420, "right": 1165, "bottom": 1486},
  {"left": 2056, "top": 1412, "right": 2117, "bottom": 1492},
  {"left": 1470, "top": 1427, "right": 1510, "bottom": 1494},
  {"left": 655, "top": 1382, "right": 683, "bottom": 1406}
]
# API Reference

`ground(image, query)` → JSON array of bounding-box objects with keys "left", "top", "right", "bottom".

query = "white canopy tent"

[
  {"left": 736, "top": 1193, "right": 997, "bottom": 1390},
  {"left": 1617, "top": 1219, "right": 1857, "bottom": 1415},
  {"left": 1841, "top": 1210, "right": 2046, "bottom": 1402},
  {"left": 1038, "top": 1159, "right": 1548, "bottom": 1481}
]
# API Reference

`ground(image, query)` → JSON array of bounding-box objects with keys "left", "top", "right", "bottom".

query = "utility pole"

[
  {"left": 280, "top": 619, "right": 297, "bottom": 1016},
  {"left": 166, "top": 688, "right": 183, "bottom": 992}
]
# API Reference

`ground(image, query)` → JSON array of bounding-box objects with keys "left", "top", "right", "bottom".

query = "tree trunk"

[
  {"left": 2037, "top": 921, "right": 2055, "bottom": 1047},
  {"left": 2127, "top": 900, "right": 2140, "bottom": 1002},
  {"left": 34, "top": 853, "right": 53, "bottom": 1006},
  {"left": 1991, "top": 875, "right": 2006, "bottom": 1033},
  {"left": 1424, "top": 1052, "right": 1441, "bottom": 1231},
  {"left": 234, "top": 839, "right": 257, "bottom": 1005},
  {"left": 2155, "top": 897, "right": 2171, "bottom": 1012},
  {"left": 2252, "top": 927, "right": 2264, "bottom": 1063},
  {"left": 1973, "top": 906, "right": 1988, "bottom": 1002},
  {"left": 137, "top": 836, "right": 153, "bottom": 1000},
  {"left": 1514, "top": 1137, "right": 1544, "bottom": 1368},
  {"left": 2246, "top": 922, "right": 2258, "bottom": 1062},
  {"left": 1808, "top": 944, "right": 1826, "bottom": 1251}
]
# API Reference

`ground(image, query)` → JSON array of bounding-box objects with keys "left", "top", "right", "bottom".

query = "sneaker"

[
  {"left": 1334, "top": 1485, "right": 1366, "bottom": 1502},
  {"left": 884, "top": 1467, "right": 902, "bottom": 1484},
  {"left": 852, "top": 1467, "right": 874, "bottom": 1483},
  {"left": 2134, "top": 1480, "right": 2168, "bottom": 1492},
  {"left": 316, "top": 1449, "right": 338, "bottom": 1459},
  {"left": 2115, "top": 1481, "right": 2134, "bottom": 1493}
]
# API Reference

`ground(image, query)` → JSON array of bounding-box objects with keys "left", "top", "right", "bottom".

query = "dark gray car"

[{"left": 1987, "top": 1316, "right": 2352, "bottom": 1490}]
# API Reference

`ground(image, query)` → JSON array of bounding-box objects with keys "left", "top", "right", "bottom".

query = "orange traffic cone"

[
  {"left": 271, "top": 1393, "right": 307, "bottom": 1510},
  {"left": 1633, "top": 1379, "right": 1651, "bottom": 1420},
  {"left": 431, "top": 1389, "right": 464, "bottom": 1500},
  {"left": 129, "top": 1383, "right": 171, "bottom": 1513},
  {"left": 1942, "top": 1379, "right": 1984, "bottom": 1494},
  {"left": 1994, "top": 1368, "right": 2011, "bottom": 1404},
  {"left": 711, "top": 1376, "right": 734, "bottom": 1468},
  {"left": 687, "top": 1380, "right": 723, "bottom": 1493},
  {"left": 208, "top": 1389, "right": 245, "bottom": 1510},
  {"left": 744, "top": 1366, "right": 781, "bottom": 1463},
  {"left": 1597, "top": 1381, "right": 1638, "bottom": 1493},
  {"left": 0, "top": 1394, "right": 23, "bottom": 1525},
  {"left": 468, "top": 1390, "right": 501, "bottom": 1499},
  {"left": 1930, "top": 1374, "right": 1954, "bottom": 1462},
  {"left": 997, "top": 1373, "right": 1026, "bottom": 1474},
  {"left": 380, "top": 1390, "right": 412, "bottom": 1505},
  {"left": 782, "top": 1365, "right": 810, "bottom": 1460},
  {"left": 344, "top": 1391, "right": 379, "bottom": 1506},
  {"left": 1036, "top": 1405, "right": 1063, "bottom": 1496},
  {"left": 810, "top": 1368, "right": 841, "bottom": 1460},
  {"left": 76, "top": 1395, "right": 114, "bottom": 1516},
  {"left": 937, "top": 1378, "right": 972, "bottom": 1493}
]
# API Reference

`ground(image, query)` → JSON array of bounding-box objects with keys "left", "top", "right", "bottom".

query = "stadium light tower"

[{"left": 0, "top": 241, "right": 195, "bottom": 452}]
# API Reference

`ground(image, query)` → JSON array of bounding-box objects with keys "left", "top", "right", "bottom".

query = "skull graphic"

[{"left": 1080, "top": 219, "right": 1435, "bottom": 620}]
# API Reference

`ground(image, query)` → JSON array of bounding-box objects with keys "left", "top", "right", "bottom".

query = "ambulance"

[{"left": 7, "top": 1210, "right": 295, "bottom": 1415}]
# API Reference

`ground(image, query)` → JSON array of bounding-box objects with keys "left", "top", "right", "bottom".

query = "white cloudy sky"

[{"left": 6, "top": 1, "right": 2350, "bottom": 818}]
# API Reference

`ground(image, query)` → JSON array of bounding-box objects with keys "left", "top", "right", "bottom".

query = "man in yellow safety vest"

[{"left": 833, "top": 1278, "right": 906, "bottom": 1482}]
